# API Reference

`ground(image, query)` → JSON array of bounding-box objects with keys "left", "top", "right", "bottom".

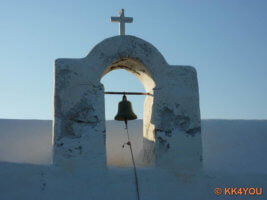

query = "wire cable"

[{"left": 123, "top": 120, "right": 141, "bottom": 200}]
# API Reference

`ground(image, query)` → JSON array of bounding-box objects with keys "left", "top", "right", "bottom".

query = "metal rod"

[{"left": 104, "top": 91, "right": 150, "bottom": 95}]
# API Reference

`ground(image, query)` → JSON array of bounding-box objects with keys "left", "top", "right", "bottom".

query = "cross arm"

[
  {"left": 124, "top": 17, "right": 133, "bottom": 23},
  {"left": 111, "top": 17, "right": 121, "bottom": 22}
]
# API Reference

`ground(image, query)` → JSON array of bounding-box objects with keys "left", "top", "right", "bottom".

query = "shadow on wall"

[
  {"left": 106, "top": 120, "right": 146, "bottom": 167},
  {"left": 0, "top": 119, "right": 52, "bottom": 165},
  {"left": 201, "top": 120, "right": 267, "bottom": 174}
]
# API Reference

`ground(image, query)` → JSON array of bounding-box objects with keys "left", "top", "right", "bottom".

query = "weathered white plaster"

[{"left": 53, "top": 35, "right": 202, "bottom": 173}]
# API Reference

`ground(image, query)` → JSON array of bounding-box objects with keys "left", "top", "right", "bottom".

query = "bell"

[{"left": 115, "top": 95, "right": 137, "bottom": 121}]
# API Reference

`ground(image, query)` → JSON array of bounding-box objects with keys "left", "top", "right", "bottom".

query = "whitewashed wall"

[
  {"left": 0, "top": 119, "right": 266, "bottom": 174},
  {"left": 53, "top": 35, "right": 202, "bottom": 172}
]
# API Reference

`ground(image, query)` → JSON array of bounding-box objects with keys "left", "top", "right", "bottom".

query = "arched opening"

[
  {"left": 54, "top": 35, "right": 202, "bottom": 172},
  {"left": 101, "top": 70, "right": 144, "bottom": 167},
  {"left": 100, "top": 58, "right": 156, "bottom": 167}
]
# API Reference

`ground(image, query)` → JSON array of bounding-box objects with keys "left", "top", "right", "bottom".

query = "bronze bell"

[{"left": 115, "top": 95, "right": 137, "bottom": 121}]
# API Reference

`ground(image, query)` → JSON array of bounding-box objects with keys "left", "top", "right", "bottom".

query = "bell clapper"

[{"left": 124, "top": 119, "right": 128, "bottom": 129}]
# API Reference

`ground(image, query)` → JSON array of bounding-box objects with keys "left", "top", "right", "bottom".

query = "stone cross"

[{"left": 111, "top": 9, "right": 133, "bottom": 35}]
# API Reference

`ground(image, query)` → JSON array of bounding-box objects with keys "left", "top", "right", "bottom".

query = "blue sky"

[{"left": 0, "top": 0, "right": 266, "bottom": 120}]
